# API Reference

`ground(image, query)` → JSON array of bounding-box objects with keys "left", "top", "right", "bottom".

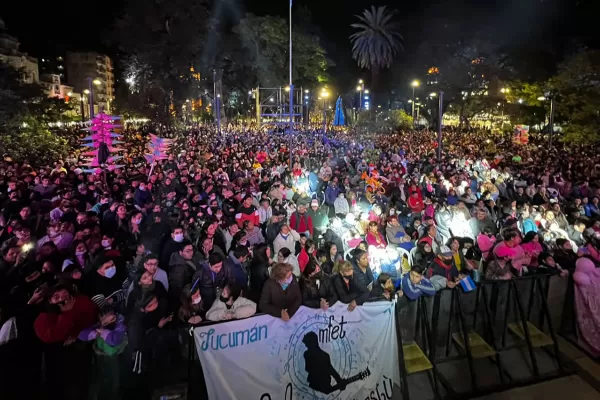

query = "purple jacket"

[{"left": 78, "top": 315, "right": 126, "bottom": 347}]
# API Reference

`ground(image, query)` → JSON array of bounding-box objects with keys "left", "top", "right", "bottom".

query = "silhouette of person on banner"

[{"left": 302, "top": 332, "right": 347, "bottom": 394}]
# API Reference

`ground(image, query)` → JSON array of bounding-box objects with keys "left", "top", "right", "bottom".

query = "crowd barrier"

[
  {"left": 0, "top": 273, "right": 571, "bottom": 400},
  {"left": 182, "top": 273, "right": 570, "bottom": 400}
]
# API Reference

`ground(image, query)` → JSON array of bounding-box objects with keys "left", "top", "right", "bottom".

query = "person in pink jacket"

[{"left": 573, "top": 258, "right": 600, "bottom": 356}]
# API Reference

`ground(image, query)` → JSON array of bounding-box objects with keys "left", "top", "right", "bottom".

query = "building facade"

[
  {"left": 65, "top": 51, "right": 115, "bottom": 114},
  {"left": 0, "top": 18, "right": 39, "bottom": 83}
]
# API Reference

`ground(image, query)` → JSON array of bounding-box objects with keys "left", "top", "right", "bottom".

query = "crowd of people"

[{"left": 0, "top": 122, "right": 599, "bottom": 399}]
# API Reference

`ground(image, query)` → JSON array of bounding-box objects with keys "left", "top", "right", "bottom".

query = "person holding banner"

[
  {"left": 259, "top": 263, "right": 301, "bottom": 321},
  {"left": 206, "top": 283, "right": 256, "bottom": 321},
  {"left": 299, "top": 261, "right": 337, "bottom": 310},
  {"left": 332, "top": 260, "right": 370, "bottom": 310}
]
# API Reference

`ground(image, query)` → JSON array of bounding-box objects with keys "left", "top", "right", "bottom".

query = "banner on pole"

[{"left": 193, "top": 301, "right": 400, "bottom": 400}]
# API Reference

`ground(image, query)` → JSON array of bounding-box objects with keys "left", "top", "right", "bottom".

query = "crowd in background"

[{"left": 1, "top": 122, "right": 600, "bottom": 400}]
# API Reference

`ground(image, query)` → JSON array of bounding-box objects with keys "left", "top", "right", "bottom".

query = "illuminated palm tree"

[{"left": 350, "top": 6, "right": 403, "bottom": 83}]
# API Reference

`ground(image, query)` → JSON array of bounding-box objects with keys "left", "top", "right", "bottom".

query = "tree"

[
  {"left": 548, "top": 50, "right": 600, "bottom": 143},
  {"left": 350, "top": 6, "right": 403, "bottom": 86},
  {"left": 0, "top": 62, "right": 69, "bottom": 164},
  {"left": 232, "top": 14, "right": 329, "bottom": 88},
  {"left": 112, "top": 0, "right": 211, "bottom": 122}
]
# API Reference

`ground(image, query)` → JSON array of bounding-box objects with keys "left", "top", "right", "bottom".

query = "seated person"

[{"left": 427, "top": 246, "right": 462, "bottom": 290}]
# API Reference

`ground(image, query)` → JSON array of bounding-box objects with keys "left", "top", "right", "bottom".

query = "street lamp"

[
  {"left": 93, "top": 79, "right": 102, "bottom": 86},
  {"left": 356, "top": 80, "right": 365, "bottom": 111},
  {"left": 500, "top": 87, "right": 510, "bottom": 94},
  {"left": 411, "top": 80, "right": 420, "bottom": 124}
]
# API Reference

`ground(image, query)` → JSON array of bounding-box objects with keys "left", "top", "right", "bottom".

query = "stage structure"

[{"left": 253, "top": 86, "right": 305, "bottom": 128}]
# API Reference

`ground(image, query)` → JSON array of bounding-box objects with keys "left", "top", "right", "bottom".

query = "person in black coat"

[
  {"left": 332, "top": 260, "right": 369, "bottom": 310},
  {"left": 299, "top": 260, "right": 337, "bottom": 310},
  {"left": 247, "top": 243, "right": 273, "bottom": 303},
  {"left": 259, "top": 263, "right": 302, "bottom": 320},
  {"left": 191, "top": 252, "right": 230, "bottom": 309},
  {"left": 160, "top": 226, "right": 186, "bottom": 270}
]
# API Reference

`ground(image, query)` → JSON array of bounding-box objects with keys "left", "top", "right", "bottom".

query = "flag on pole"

[{"left": 460, "top": 276, "right": 476, "bottom": 292}]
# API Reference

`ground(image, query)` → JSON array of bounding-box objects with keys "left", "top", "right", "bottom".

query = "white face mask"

[
  {"left": 101, "top": 239, "right": 111, "bottom": 248},
  {"left": 173, "top": 233, "right": 184, "bottom": 243},
  {"left": 192, "top": 295, "right": 202, "bottom": 305}
]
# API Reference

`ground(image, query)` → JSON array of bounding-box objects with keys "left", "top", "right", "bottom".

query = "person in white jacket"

[
  {"left": 273, "top": 224, "right": 300, "bottom": 256},
  {"left": 333, "top": 192, "right": 350, "bottom": 216},
  {"left": 206, "top": 284, "right": 257, "bottom": 321}
]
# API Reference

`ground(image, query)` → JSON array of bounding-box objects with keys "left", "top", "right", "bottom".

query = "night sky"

[{"left": 1, "top": 0, "right": 597, "bottom": 86}]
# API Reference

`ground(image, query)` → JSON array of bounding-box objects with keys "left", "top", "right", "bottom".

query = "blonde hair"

[
  {"left": 333, "top": 260, "right": 353, "bottom": 275},
  {"left": 270, "top": 263, "right": 293, "bottom": 281}
]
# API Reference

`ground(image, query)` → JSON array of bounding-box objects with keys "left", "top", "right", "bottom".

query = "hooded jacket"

[
  {"left": 225, "top": 252, "right": 248, "bottom": 289},
  {"left": 168, "top": 252, "right": 201, "bottom": 304},
  {"left": 191, "top": 262, "right": 230, "bottom": 310}
]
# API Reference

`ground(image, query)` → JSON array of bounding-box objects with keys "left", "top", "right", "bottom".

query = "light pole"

[
  {"left": 356, "top": 79, "right": 364, "bottom": 111},
  {"left": 320, "top": 90, "right": 329, "bottom": 133},
  {"left": 538, "top": 95, "right": 555, "bottom": 147},
  {"left": 437, "top": 91, "right": 444, "bottom": 164},
  {"left": 288, "top": 0, "right": 294, "bottom": 167},
  {"left": 304, "top": 89, "right": 309, "bottom": 124},
  {"left": 86, "top": 78, "right": 101, "bottom": 116},
  {"left": 411, "top": 80, "right": 420, "bottom": 124}
]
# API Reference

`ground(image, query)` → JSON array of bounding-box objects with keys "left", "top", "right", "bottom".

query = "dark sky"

[{"left": 1, "top": 0, "right": 596, "bottom": 85}]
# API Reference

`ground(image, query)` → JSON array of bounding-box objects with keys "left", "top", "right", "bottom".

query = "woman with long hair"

[
  {"left": 299, "top": 261, "right": 337, "bottom": 310},
  {"left": 178, "top": 282, "right": 205, "bottom": 326}
]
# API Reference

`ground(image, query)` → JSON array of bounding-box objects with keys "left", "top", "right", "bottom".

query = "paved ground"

[{"left": 474, "top": 375, "right": 600, "bottom": 400}]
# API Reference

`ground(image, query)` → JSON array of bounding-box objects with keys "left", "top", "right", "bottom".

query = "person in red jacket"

[
  {"left": 35, "top": 284, "right": 98, "bottom": 344},
  {"left": 289, "top": 204, "right": 314, "bottom": 237},
  {"left": 34, "top": 284, "right": 98, "bottom": 400},
  {"left": 235, "top": 195, "right": 260, "bottom": 228},
  {"left": 408, "top": 191, "right": 424, "bottom": 217}
]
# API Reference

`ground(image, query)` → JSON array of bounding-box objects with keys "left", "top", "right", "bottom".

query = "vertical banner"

[{"left": 194, "top": 301, "right": 400, "bottom": 400}]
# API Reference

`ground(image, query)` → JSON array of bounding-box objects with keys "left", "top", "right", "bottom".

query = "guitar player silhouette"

[{"left": 302, "top": 331, "right": 371, "bottom": 395}]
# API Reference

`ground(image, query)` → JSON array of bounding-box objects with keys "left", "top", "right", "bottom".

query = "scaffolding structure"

[{"left": 254, "top": 86, "right": 304, "bottom": 128}]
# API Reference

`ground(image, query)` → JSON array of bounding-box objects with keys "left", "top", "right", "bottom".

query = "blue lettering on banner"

[{"left": 199, "top": 324, "right": 268, "bottom": 351}]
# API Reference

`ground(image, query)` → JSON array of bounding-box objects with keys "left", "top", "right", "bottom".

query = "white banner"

[{"left": 194, "top": 301, "right": 400, "bottom": 400}]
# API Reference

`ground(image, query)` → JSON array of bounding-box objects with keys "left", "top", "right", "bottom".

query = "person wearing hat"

[
  {"left": 307, "top": 199, "right": 329, "bottom": 244},
  {"left": 427, "top": 245, "right": 462, "bottom": 290}
]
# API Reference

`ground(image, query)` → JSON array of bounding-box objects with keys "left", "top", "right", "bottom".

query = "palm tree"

[{"left": 350, "top": 6, "right": 403, "bottom": 85}]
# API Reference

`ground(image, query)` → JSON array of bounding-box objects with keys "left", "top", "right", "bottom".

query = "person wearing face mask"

[
  {"left": 34, "top": 285, "right": 97, "bottom": 400},
  {"left": 191, "top": 253, "right": 230, "bottom": 309},
  {"left": 332, "top": 260, "right": 369, "bottom": 311},
  {"left": 160, "top": 226, "right": 186, "bottom": 270},
  {"left": 83, "top": 255, "right": 127, "bottom": 309},
  {"left": 299, "top": 261, "right": 337, "bottom": 310},
  {"left": 134, "top": 181, "right": 151, "bottom": 207},
  {"left": 206, "top": 283, "right": 257, "bottom": 321},
  {"left": 78, "top": 306, "right": 127, "bottom": 357},
  {"left": 427, "top": 246, "right": 463, "bottom": 291},
  {"left": 177, "top": 282, "right": 205, "bottom": 326},
  {"left": 259, "top": 263, "right": 301, "bottom": 320}
]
